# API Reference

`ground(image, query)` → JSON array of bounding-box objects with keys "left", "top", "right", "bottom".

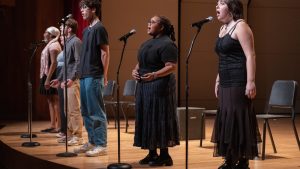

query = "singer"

[
  {"left": 39, "top": 26, "right": 61, "bottom": 133},
  {"left": 73, "top": 0, "right": 110, "bottom": 157},
  {"left": 211, "top": 0, "right": 260, "bottom": 169},
  {"left": 132, "top": 15, "right": 179, "bottom": 166}
]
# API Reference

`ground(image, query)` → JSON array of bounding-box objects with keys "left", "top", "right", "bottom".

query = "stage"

[{"left": 0, "top": 118, "right": 300, "bottom": 169}]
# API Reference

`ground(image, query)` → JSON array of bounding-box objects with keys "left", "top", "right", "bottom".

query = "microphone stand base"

[
  {"left": 107, "top": 163, "right": 132, "bottom": 169},
  {"left": 21, "top": 133, "right": 37, "bottom": 138},
  {"left": 56, "top": 152, "right": 78, "bottom": 157},
  {"left": 22, "top": 142, "right": 40, "bottom": 147}
]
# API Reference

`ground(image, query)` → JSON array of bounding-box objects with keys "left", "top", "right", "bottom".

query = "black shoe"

[
  {"left": 41, "top": 127, "right": 55, "bottom": 132},
  {"left": 218, "top": 160, "right": 232, "bottom": 169},
  {"left": 233, "top": 159, "right": 249, "bottom": 169},
  {"left": 139, "top": 154, "right": 158, "bottom": 165},
  {"left": 149, "top": 155, "right": 173, "bottom": 166}
]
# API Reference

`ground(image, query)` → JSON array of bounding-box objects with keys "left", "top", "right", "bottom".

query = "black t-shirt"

[
  {"left": 79, "top": 21, "right": 109, "bottom": 78},
  {"left": 137, "top": 35, "right": 178, "bottom": 76}
]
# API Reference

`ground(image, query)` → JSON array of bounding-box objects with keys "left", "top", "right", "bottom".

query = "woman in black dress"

[
  {"left": 212, "top": 0, "right": 259, "bottom": 169},
  {"left": 132, "top": 15, "right": 179, "bottom": 166}
]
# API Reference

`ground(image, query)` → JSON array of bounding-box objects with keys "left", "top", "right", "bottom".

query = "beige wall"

[
  {"left": 102, "top": 0, "right": 178, "bottom": 117},
  {"left": 101, "top": 0, "right": 300, "bottom": 115}
]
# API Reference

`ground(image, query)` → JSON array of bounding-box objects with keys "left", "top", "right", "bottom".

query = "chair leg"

[
  {"left": 262, "top": 119, "right": 267, "bottom": 160},
  {"left": 120, "top": 104, "right": 128, "bottom": 133},
  {"left": 266, "top": 120, "right": 277, "bottom": 153},
  {"left": 200, "top": 112, "right": 204, "bottom": 147},
  {"left": 292, "top": 120, "right": 300, "bottom": 150},
  {"left": 111, "top": 104, "right": 117, "bottom": 129}
]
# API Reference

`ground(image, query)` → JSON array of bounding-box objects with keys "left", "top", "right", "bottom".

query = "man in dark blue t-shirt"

[{"left": 74, "top": 0, "right": 110, "bottom": 157}]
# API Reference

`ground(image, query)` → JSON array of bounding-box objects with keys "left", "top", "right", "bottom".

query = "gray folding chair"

[
  {"left": 103, "top": 80, "right": 116, "bottom": 125},
  {"left": 256, "top": 80, "right": 300, "bottom": 160},
  {"left": 105, "top": 79, "right": 137, "bottom": 132}
]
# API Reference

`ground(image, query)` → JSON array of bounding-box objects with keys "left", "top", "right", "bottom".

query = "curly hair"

[
  {"left": 157, "top": 15, "right": 176, "bottom": 41},
  {"left": 79, "top": 0, "right": 101, "bottom": 16},
  {"left": 223, "top": 0, "right": 244, "bottom": 20}
]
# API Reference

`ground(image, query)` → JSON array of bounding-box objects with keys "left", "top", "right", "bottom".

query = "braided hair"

[{"left": 157, "top": 16, "right": 176, "bottom": 41}]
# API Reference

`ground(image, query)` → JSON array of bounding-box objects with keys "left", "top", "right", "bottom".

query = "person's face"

[
  {"left": 60, "top": 25, "right": 70, "bottom": 36},
  {"left": 147, "top": 16, "right": 163, "bottom": 37},
  {"left": 216, "top": 0, "right": 231, "bottom": 22},
  {"left": 80, "top": 4, "right": 94, "bottom": 21}
]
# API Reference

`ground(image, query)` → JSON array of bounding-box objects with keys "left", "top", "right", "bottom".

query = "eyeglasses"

[{"left": 148, "top": 20, "right": 159, "bottom": 25}]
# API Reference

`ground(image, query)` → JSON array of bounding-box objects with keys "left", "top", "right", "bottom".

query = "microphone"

[
  {"left": 59, "top": 14, "right": 73, "bottom": 24},
  {"left": 119, "top": 29, "right": 136, "bottom": 41},
  {"left": 192, "top": 16, "right": 213, "bottom": 28},
  {"left": 31, "top": 40, "right": 47, "bottom": 46}
]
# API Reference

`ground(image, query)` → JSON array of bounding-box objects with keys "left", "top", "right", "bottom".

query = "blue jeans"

[{"left": 80, "top": 77, "right": 107, "bottom": 146}]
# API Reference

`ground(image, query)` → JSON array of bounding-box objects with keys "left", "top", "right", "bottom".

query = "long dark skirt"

[
  {"left": 134, "top": 74, "right": 180, "bottom": 150},
  {"left": 211, "top": 86, "right": 259, "bottom": 162}
]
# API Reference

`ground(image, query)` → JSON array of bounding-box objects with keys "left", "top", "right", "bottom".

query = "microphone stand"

[
  {"left": 56, "top": 22, "right": 77, "bottom": 157},
  {"left": 21, "top": 44, "right": 40, "bottom": 147},
  {"left": 185, "top": 25, "right": 202, "bottom": 169},
  {"left": 107, "top": 38, "right": 132, "bottom": 169}
]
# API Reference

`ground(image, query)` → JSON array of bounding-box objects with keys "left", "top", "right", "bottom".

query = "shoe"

[
  {"left": 41, "top": 127, "right": 55, "bottom": 132},
  {"left": 49, "top": 128, "right": 60, "bottom": 133},
  {"left": 139, "top": 154, "right": 159, "bottom": 165},
  {"left": 85, "top": 146, "right": 107, "bottom": 157},
  {"left": 57, "top": 136, "right": 71, "bottom": 143},
  {"left": 74, "top": 142, "right": 94, "bottom": 154},
  {"left": 56, "top": 132, "right": 65, "bottom": 138},
  {"left": 218, "top": 160, "right": 232, "bottom": 169},
  {"left": 68, "top": 136, "right": 84, "bottom": 146},
  {"left": 148, "top": 155, "right": 173, "bottom": 166},
  {"left": 233, "top": 159, "right": 249, "bottom": 169}
]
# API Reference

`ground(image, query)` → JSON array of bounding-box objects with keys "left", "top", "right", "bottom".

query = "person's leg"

[
  {"left": 84, "top": 77, "right": 108, "bottom": 157},
  {"left": 53, "top": 95, "right": 61, "bottom": 131},
  {"left": 47, "top": 95, "right": 56, "bottom": 129},
  {"left": 149, "top": 148, "right": 173, "bottom": 166},
  {"left": 67, "top": 80, "right": 83, "bottom": 146},
  {"left": 85, "top": 77, "right": 107, "bottom": 146},
  {"left": 139, "top": 149, "right": 158, "bottom": 165}
]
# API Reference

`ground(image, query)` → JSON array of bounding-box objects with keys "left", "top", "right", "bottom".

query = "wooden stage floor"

[{"left": 0, "top": 118, "right": 300, "bottom": 169}]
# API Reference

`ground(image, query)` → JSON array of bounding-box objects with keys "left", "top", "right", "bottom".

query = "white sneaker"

[
  {"left": 85, "top": 146, "right": 107, "bottom": 157},
  {"left": 68, "top": 136, "right": 84, "bottom": 146},
  {"left": 57, "top": 136, "right": 71, "bottom": 143},
  {"left": 56, "top": 132, "right": 65, "bottom": 138},
  {"left": 73, "top": 142, "right": 94, "bottom": 154}
]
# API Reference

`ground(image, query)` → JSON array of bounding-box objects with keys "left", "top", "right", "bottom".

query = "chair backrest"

[
  {"left": 123, "top": 79, "right": 137, "bottom": 96},
  {"left": 103, "top": 80, "right": 115, "bottom": 97},
  {"left": 268, "top": 80, "right": 298, "bottom": 117}
]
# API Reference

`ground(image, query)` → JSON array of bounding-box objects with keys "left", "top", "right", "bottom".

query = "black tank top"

[{"left": 215, "top": 21, "right": 247, "bottom": 87}]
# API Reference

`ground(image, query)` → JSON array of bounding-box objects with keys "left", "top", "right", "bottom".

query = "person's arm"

[
  {"left": 236, "top": 22, "right": 256, "bottom": 99},
  {"left": 132, "top": 63, "right": 140, "bottom": 80},
  {"left": 67, "top": 40, "right": 82, "bottom": 87},
  {"left": 215, "top": 74, "right": 220, "bottom": 98},
  {"left": 45, "top": 47, "right": 59, "bottom": 90},
  {"left": 141, "top": 62, "right": 176, "bottom": 81},
  {"left": 101, "top": 45, "right": 110, "bottom": 86}
]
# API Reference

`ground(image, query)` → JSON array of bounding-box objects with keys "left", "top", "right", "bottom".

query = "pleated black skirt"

[
  {"left": 134, "top": 74, "right": 180, "bottom": 150},
  {"left": 211, "top": 86, "right": 259, "bottom": 162}
]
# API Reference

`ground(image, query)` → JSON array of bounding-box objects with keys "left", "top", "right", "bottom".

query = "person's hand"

[
  {"left": 61, "top": 81, "right": 67, "bottom": 88},
  {"left": 66, "top": 79, "right": 73, "bottom": 87},
  {"left": 245, "top": 81, "right": 256, "bottom": 99},
  {"left": 141, "top": 72, "right": 156, "bottom": 81},
  {"left": 104, "top": 76, "right": 108, "bottom": 86},
  {"left": 44, "top": 79, "right": 50, "bottom": 90},
  {"left": 50, "top": 79, "right": 60, "bottom": 88},
  {"left": 132, "top": 69, "right": 140, "bottom": 80},
  {"left": 215, "top": 81, "right": 219, "bottom": 98}
]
